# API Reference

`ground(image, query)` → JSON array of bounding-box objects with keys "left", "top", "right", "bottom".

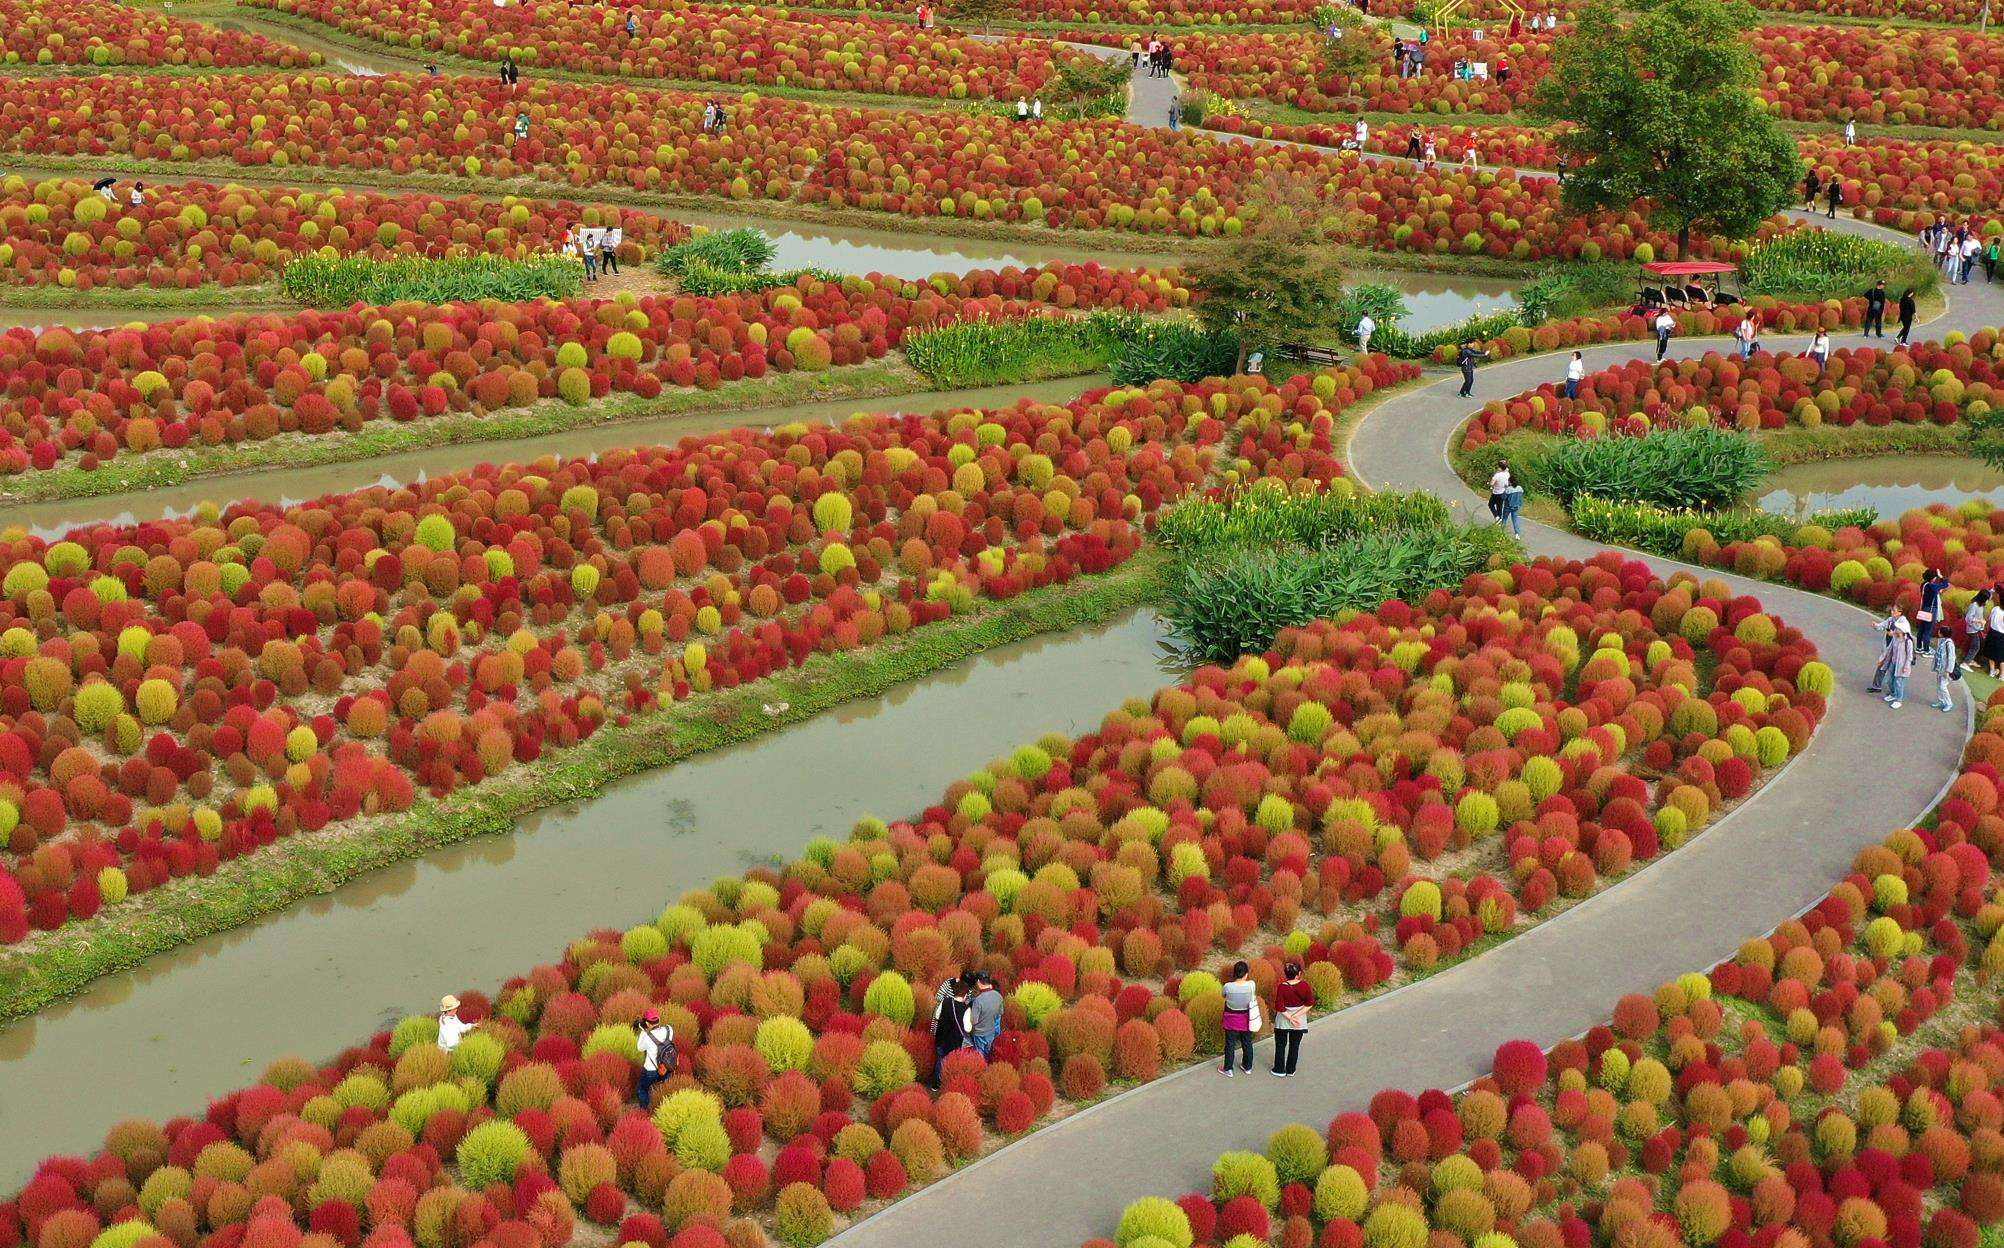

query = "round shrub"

[
  {"left": 855, "top": 1039, "right": 918, "bottom": 1099},
  {"left": 772, "top": 1184, "right": 834, "bottom": 1248},
  {"left": 1117, "top": 1197, "right": 1194, "bottom": 1248},
  {"left": 863, "top": 971, "right": 916, "bottom": 1025},
  {"left": 1315, "top": 1164, "right": 1369, "bottom": 1222},
  {"left": 1266, "top": 1123, "right": 1327, "bottom": 1186},
  {"left": 1213, "top": 1151, "right": 1280, "bottom": 1210},
  {"left": 456, "top": 1120, "right": 531, "bottom": 1188},
  {"left": 755, "top": 1016, "right": 814, "bottom": 1071}
]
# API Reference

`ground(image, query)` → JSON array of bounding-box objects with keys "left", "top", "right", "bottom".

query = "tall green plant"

[
  {"left": 1155, "top": 483, "right": 1449, "bottom": 551},
  {"left": 1527, "top": 427, "right": 1774, "bottom": 511},
  {"left": 282, "top": 254, "right": 584, "bottom": 306},
  {"left": 901, "top": 313, "right": 1137, "bottom": 387}
]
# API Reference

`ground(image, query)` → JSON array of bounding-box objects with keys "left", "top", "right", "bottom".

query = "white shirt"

[
  {"left": 129, "top": 189, "right": 144, "bottom": 206},
  {"left": 1966, "top": 600, "right": 1987, "bottom": 631},
  {"left": 583, "top": 227, "right": 603, "bottom": 250},
  {"left": 437, "top": 1012, "right": 474, "bottom": 1052},
  {"left": 1489, "top": 469, "right": 1512, "bottom": 495},
  {"left": 1566, "top": 357, "right": 1585, "bottom": 380},
  {"left": 1810, "top": 334, "right": 1830, "bottom": 356},
  {"left": 1964, "top": 237, "right": 1982, "bottom": 258},
  {"left": 1655, "top": 312, "right": 1674, "bottom": 332},
  {"left": 1355, "top": 121, "right": 1369, "bottom": 142},
  {"left": 1357, "top": 314, "right": 1375, "bottom": 341},
  {"left": 636, "top": 1023, "right": 675, "bottom": 1072},
  {"left": 1032, "top": 100, "right": 1042, "bottom": 117},
  {"left": 605, "top": 227, "right": 623, "bottom": 248},
  {"left": 1987, "top": 604, "right": 2003, "bottom": 633}
]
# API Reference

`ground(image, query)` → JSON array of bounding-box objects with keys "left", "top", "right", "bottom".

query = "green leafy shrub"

[
  {"left": 652, "top": 228, "right": 833, "bottom": 295},
  {"left": 283, "top": 254, "right": 583, "bottom": 306},
  {"left": 1570, "top": 496, "right": 1875, "bottom": 557},
  {"left": 1528, "top": 428, "right": 1775, "bottom": 511},
  {"left": 772, "top": 1184, "right": 835, "bottom": 1248},
  {"left": 1155, "top": 484, "right": 1442, "bottom": 552},
  {"left": 1108, "top": 320, "right": 1237, "bottom": 385},
  {"left": 1117, "top": 1197, "right": 1194, "bottom": 1248},
  {"left": 902, "top": 312, "right": 1139, "bottom": 387},
  {"left": 1740, "top": 229, "right": 1936, "bottom": 300},
  {"left": 1212, "top": 1150, "right": 1281, "bottom": 1209}
]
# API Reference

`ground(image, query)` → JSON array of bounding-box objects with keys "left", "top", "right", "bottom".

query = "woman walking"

[
  {"left": 1928, "top": 628, "right": 1961, "bottom": 714},
  {"left": 1270, "top": 963, "right": 1313, "bottom": 1077},
  {"left": 1916, "top": 566, "right": 1951, "bottom": 647},
  {"left": 1563, "top": 350, "right": 1585, "bottom": 400},
  {"left": 1487, "top": 461, "right": 1513, "bottom": 524},
  {"left": 1219, "top": 961, "right": 1261, "bottom": 1077},
  {"left": 1985, "top": 590, "right": 2004, "bottom": 678},
  {"left": 1962, "top": 588, "right": 1989, "bottom": 673}
]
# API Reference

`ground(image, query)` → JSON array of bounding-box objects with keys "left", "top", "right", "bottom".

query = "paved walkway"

[{"left": 827, "top": 207, "right": 1997, "bottom": 1248}]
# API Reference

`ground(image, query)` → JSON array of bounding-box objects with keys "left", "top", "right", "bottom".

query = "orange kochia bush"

[
  {"left": 0, "top": 549, "right": 1823, "bottom": 1246},
  {"left": 0, "top": 0, "right": 317, "bottom": 68},
  {"left": 0, "top": 175, "right": 685, "bottom": 292},
  {"left": 0, "top": 358, "right": 1404, "bottom": 940},
  {"left": 0, "top": 262, "right": 1187, "bottom": 473},
  {"left": 247, "top": 0, "right": 1096, "bottom": 98},
  {"left": 1087, "top": 695, "right": 2004, "bottom": 1248}
]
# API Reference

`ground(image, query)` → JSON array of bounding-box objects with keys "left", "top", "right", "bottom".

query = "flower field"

[
  {"left": 0, "top": 176, "right": 685, "bottom": 294},
  {"left": 244, "top": 0, "right": 1092, "bottom": 100},
  {"left": 1758, "top": 0, "right": 1992, "bottom": 20},
  {"left": 0, "top": 359, "right": 1416, "bottom": 941},
  {"left": 810, "top": 0, "right": 1326, "bottom": 25},
  {"left": 0, "top": 74, "right": 1768, "bottom": 257},
  {"left": 0, "top": 0, "right": 316, "bottom": 69},
  {"left": 1425, "top": 298, "right": 1870, "bottom": 368},
  {"left": 1090, "top": 694, "right": 2004, "bottom": 1248},
  {"left": 0, "top": 262, "right": 1187, "bottom": 475},
  {"left": 0, "top": 549, "right": 1827, "bottom": 1245},
  {"left": 1173, "top": 30, "right": 1553, "bottom": 116},
  {"left": 1458, "top": 332, "right": 2002, "bottom": 449}
]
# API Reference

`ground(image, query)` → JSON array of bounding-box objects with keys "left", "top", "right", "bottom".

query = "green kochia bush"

[
  {"left": 1527, "top": 428, "right": 1775, "bottom": 512},
  {"left": 455, "top": 1120, "right": 532, "bottom": 1188}
]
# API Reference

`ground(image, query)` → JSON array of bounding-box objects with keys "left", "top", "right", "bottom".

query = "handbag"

[{"left": 1222, "top": 1008, "right": 1249, "bottom": 1031}]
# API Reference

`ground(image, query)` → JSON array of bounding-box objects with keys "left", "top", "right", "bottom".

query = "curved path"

[{"left": 827, "top": 216, "right": 1999, "bottom": 1248}]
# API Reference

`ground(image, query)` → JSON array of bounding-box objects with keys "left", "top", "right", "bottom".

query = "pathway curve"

[{"left": 826, "top": 214, "right": 1995, "bottom": 1248}]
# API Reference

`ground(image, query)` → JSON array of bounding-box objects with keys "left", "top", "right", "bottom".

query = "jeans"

[
  {"left": 1887, "top": 671, "right": 1907, "bottom": 702},
  {"left": 1221, "top": 1030, "right": 1254, "bottom": 1073},
  {"left": 1655, "top": 330, "right": 1670, "bottom": 359},
  {"left": 930, "top": 1039, "right": 962, "bottom": 1087},
  {"left": 972, "top": 1029, "right": 998, "bottom": 1058},
  {"left": 635, "top": 1065, "right": 667, "bottom": 1106},
  {"left": 1271, "top": 1029, "right": 1303, "bottom": 1075},
  {"left": 1564, "top": 378, "right": 1579, "bottom": 400},
  {"left": 1937, "top": 666, "right": 1956, "bottom": 710},
  {"left": 1504, "top": 505, "right": 1522, "bottom": 536},
  {"left": 1870, "top": 652, "right": 1895, "bottom": 691}
]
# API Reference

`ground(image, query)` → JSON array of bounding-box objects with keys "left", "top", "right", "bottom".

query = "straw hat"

[{"left": 440, "top": 995, "right": 460, "bottom": 1012}]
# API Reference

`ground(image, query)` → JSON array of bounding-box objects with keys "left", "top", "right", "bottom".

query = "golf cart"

[{"left": 1633, "top": 260, "right": 1741, "bottom": 314}]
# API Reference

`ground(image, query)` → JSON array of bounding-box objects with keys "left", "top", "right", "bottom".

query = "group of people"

[
  {"left": 1801, "top": 171, "right": 1845, "bottom": 219},
  {"left": 90, "top": 177, "right": 146, "bottom": 207},
  {"left": 498, "top": 55, "right": 521, "bottom": 88},
  {"left": 1392, "top": 33, "right": 1428, "bottom": 78},
  {"left": 1872, "top": 567, "right": 1961, "bottom": 712},
  {"left": 699, "top": 100, "right": 731, "bottom": 133},
  {"left": 1861, "top": 280, "right": 1921, "bottom": 343},
  {"left": 1397, "top": 128, "right": 1476, "bottom": 170},
  {"left": 928, "top": 970, "right": 1006, "bottom": 1084},
  {"left": 566, "top": 223, "right": 623, "bottom": 279},
  {"left": 1485, "top": 461, "right": 1526, "bottom": 536},
  {"left": 1013, "top": 96, "right": 1046, "bottom": 121},
  {"left": 1219, "top": 961, "right": 1315, "bottom": 1077},
  {"left": 1919, "top": 218, "right": 1998, "bottom": 285},
  {"left": 1133, "top": 35, "right": 1176, "bottom": 77}
]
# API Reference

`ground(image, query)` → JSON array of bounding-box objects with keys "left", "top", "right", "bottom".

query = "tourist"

[
  {"left": 1807, "top": 328, "right": 1832, "bottom": 372},
  {"left": 514, "top": 112, "right": 530, "bottom": 143},
  {"left": 93, "top": 176, "right": 117, "bottom": 203},
  {"left": 1016, "top": 96, "right": 1029, "bottom": 121},
  {"left": 1488, "top": 460, "right": 1513, "bottom": 522},
  {"left": 1160, "top": 44, "right": 1174, "bottom": 76},
  {"left": 624, "top": 11, "right": 637, "bottom": 37},
  {"left": 1131, "top": 38, "right": 1143, "bottom": 68},
  {"left": 928, "top": 978, "right": 972, "bottom": 1087},
  {"left": 1495, "top": 55, "right": 1510, "bottom": 84},
  {"left": 1422, "top": 132, "right": 1438, "bottom": 169},
  {"left": 1935, "top": 223, "right": 1954, "bottom": 272},
  {"left": 129, "top": 182, "right": 146, "bottom": 208},
  {"left": 1219, "top": 961, "right": 1261, "bottom": 1077},
  {"left": 1928, "top": 629, "right": 1961, "bottom": 715},
  {"left": 969, "top": 972, "right": 1004, "bottom": 1057},
  {"left": 1803, "top": 169, "right": 1820, "bottom": 209},
  {"left": 1961, "top": 232, "right": 1982, "bottom": 285},
  {"left": 633, "top": 1009, "right": 675, "bottom": 1105},
  {"left": 436, "top": 995, "right": 473, "bottom": 1052},
  {"left": 1168, "top": 94, "right": 1180, "bottom": 130},
  {"left": 1988, "top": 591, "right": 2004, "bottom": 679},
  {"left": 1916, "top": 566, "right": 1952, "bottom": 648},
  {"left": 1735, "top": 312, "right": 1756, "bottom": 359},
  {"left": 1352, "top": 116, "right": 1369, "bottom": 151},
  {"left": 1032, "top": 97, "right": 1043, "bottom": 120},
  {"left": 1563, "top": 349, "right": 1585, "bottom": 400},
  {"left": 1869, "top": 606, "right": 1915, "bottom": 709},
  {"left": 1824, "top": 179, "right": 1842, "bottom": 219},
  {"left": 1986, "top": 238, "right": 2000, "bottom": 282},
  {"left": 1456, "top": 340, "right": 1489, "bottom": 397},
  {"left": 1652, "top": 307, "right": 1676, "bottom": 361},
  {"left": 1963, "top": 589, "right": 1991, "bottom": 673},
  {"left": 702, "top": 100, "right": 717, "bottom": 132},
  {"left": 1270, "top": 963, "right": 1312, "bottom": 1077},
  {"left": 1404, "top": 130, "right": 1423, "bottom": 161},
  {"left": 576, "top": 226, "right": 599, "bottom": 281},
  {"left": 1844, "top": 116, "right": 1857, "bottom": 146},
  {"left": 1355, "top": 311, "right": 1376, "bottom": 354},
  {"left": 1864, "top": 279, "right": 1887, "bottom": 337},
  {"left": 1896, "top": 287, "right": 1917, "bottom": 345},
  {"left": 1502, "top": 477, "right": 1524, "bottom": 537},
  {"left": 600, "top": 223, "right": 621, "bottom": 275}
]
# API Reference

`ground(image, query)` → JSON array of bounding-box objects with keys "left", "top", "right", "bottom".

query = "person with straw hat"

[{"left": 436, "top": 995, "right": 473, "bottom": 1052}]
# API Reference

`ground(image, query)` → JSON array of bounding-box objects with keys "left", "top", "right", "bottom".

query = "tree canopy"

[
  {"left": 1186, "top": 214, "right": 1348, "bottom": 370},
  {"left": 1530, "top": 0, "right": 1802, "bottom": 257}
]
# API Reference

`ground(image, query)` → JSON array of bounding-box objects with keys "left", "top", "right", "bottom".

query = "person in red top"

[{"left": 1270, "top": 962, "right": 1314, "bottom": 1076}]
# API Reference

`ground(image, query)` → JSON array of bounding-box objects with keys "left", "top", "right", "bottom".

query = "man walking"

[
  {"left": 1864, "top": 279, "right": 1886, "bottom": 337},
  {"left": 1356, "top": 311, "right": 1375, "bottom": 355},
  {"left": 969, "top": 973, "right": 1004, "bottom": 1057},
  {"left": 1653, "top": 308, "right": 1676, "bottom": 361},
  {"left": 1824, "top": 179, "right": 1842, "bottom": 219},
  {"left": 1896, "top": 287, "right": 1917, "bottom": 345}
]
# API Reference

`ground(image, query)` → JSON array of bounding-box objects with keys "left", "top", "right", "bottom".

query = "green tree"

[
  {"left": 1186, "top": 215, "right": 1348, "bottom": 372},
  {"left": 1530, "top": 0, "right": 1802, "bottom": 258}
]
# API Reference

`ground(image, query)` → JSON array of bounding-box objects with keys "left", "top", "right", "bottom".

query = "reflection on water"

[
  {"left": 1363, "top": 268, "right": 1518, "bottom": 334},
  {"left": 0, "top": 375, "right": 1107, "bottom": 540},
  {"left": 1756, "top": 455, "right": 2004, "bottom": 521},
  {"left": 0, "top": 608, "right": 1181, "bottom": 1184}
]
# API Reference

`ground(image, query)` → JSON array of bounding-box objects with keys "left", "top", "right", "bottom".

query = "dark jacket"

[
  {"left": 1898, "top": 292, "right": 1917, "bottom": 322},
  {"left": 1456, "top": 346, "right": 1488, "bottom": 369},
  {"left": 1865, "top": 286, "right": 1886, "bottom": 312}
]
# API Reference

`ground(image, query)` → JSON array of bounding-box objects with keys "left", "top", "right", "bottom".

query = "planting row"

[
  {"left": 0, "top": 74, "right": 1763, "bottom": 256},
  {"left": 1178, "top": 22, "right": 2004, "bottom": 131},
  {"left": 0, "top": 176, "right": 685, "bottom": 294},
  {"left": 244, "top": 0, "right": 1093, "bottom": 99},
  {"left": 0, "top": 550, "right": 1825, "bottom": 1246},
  {"left": 0, "top": 359, "right": 1399, "bottom": 941},
  {"left": 0, "top": 0, "right": 315, "bottom": 69},
  {"left": 1088, "top": 692, "right": 2004, "bottom": 1248},
  {"left": 0, "top": 262, "right": 1185, "bottom": 475},
  {"left": 1422, "top": 298, "right": 1871, "bottom": 368},
  {"left": 1459, "top": 332, "right": 2001, "bottom": 449}
]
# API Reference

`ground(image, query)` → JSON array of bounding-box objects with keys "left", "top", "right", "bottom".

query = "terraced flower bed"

[
  {"left": 0, "top": 0, "right": 316, "bottom": 69},
  {"left": 0, "top": 175, "right": 684, "bottom": 296},
  {"left": 0, "top": 74, "right": 1767, "bottom": 256},
  {"left": 1090, "top": 697, "right": 2004, "bottom": 1248},
  {"left": 243, "top": 0, "right": 1095, "bottom": 99},
  {"left": 0, "top": 550, "right": 1825, "bottom": 1245},
  {"left": 0, "top": 262, "right": 1185, "bottom": 478}
]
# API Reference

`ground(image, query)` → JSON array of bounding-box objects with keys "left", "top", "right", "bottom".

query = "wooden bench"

[{"left": 1282, "top": 342, "right": 1346, "bottom": 365}]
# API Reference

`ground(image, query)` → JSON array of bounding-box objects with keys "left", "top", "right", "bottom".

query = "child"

[{"left": 1928, "top": 629, "right": 1960, "bottom": 714}]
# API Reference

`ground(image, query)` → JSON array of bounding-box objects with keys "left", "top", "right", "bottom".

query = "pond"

[
  {"left": 1755, "top": 455, "right": 2004, "bottom": 521},
  {"left": 0, "top": 608, "right": 1182, "bottom": 1185}
]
